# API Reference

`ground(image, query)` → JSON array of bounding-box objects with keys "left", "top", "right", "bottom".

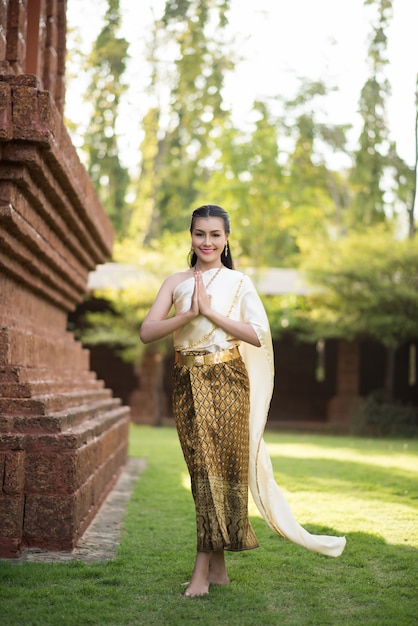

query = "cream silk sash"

[
  {"left": 174, "top": 268, "right": 346, "bottom": 557},
  {"left": 240, "top": 329, "right": 346, "bottom": 557}
]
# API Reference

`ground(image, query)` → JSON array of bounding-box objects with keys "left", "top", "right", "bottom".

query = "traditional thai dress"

[{"left": 173, "top": 267, "right": 346, "bottom": 557}]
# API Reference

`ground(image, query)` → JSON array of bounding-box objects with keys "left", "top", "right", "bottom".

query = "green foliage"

[
  {"left": 133, "top": 0, "right": 234, "bottom": 242},
  {"left": 83, "top": 0, "right": 130, "bottom": 236},
  {"left": 261, "top": 293, "right": 310, "bottom": 339},
  {"left": 298, "top": 229, "right": 418, "bottom": 349},
  {"left": 75, "top": 232, "right": 190, "bottom": 363},
  {"left": 348, "top": 0, "right": 394, "bottom": 228},
  {"left": 388, "top": 141, "right": 417, "bottom": 238},
  {"left": 199, "top": 102, "right": 294, "bottom": 267},
  {"left": 77, "top": 307, "right": 147, "bottom": 365},
  {"left": 351, "top": 390, "right": 418, "bottom": 437},
  {"left": 65, "top": 0, "right": 417, "bottom": 379},
  {"left": 127, "top": 107, "right": 162, "bottom": 245}
]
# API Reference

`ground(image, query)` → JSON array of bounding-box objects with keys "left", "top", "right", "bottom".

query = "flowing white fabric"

[{"left": 173, "top": 267, "right": 346, "bottom": 557}]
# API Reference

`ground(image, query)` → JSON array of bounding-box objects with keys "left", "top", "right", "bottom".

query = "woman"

[{"left": 140, "top": 204, "right": 346, "bottom": 597}]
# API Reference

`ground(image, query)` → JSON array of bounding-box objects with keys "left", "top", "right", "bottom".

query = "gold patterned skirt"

[{"left": 172, "top": 351, "right": 259, "bottom": 552}]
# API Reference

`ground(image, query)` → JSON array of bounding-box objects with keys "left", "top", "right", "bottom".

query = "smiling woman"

[
  {"left": 139, "top": 204, "right": 345, "bottom": 598},
  {"left": 189, "top": 210, "right": 232, "bottom": 271}
]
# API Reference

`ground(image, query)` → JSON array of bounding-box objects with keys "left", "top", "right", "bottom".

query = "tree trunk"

[
  {"left": 383, "top": 345, "right": 396, "bottom": 402},
  {"left": 409, "top": 74, "right": 417, "bottom": 239}
]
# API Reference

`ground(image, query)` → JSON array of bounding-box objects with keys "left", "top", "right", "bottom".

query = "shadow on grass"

[
  {"left": 266, "top": 454, "right": 418, "bottom": 502},
  {"left": 219, "top": 523, "right": 418, "bottom": 626}
]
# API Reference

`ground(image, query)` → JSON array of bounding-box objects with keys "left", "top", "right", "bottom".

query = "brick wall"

[
  {"left": 1, "top": 0, "right": 66, "bottom": 112},
  {"left": 0, "top": 4, "right": 130, "bottom": 558}
]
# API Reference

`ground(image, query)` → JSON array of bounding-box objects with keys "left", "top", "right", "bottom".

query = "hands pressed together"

[{"left": 190, "top": 271, "right": 212, "bottom": 319}]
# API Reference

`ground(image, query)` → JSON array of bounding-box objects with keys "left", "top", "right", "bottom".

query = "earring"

[{"left": 224, "top": 242, "right": 229, "bottom": 257}]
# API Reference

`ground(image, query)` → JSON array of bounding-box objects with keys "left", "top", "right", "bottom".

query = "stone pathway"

[{"left": 14, "top": 457, "right": 146, "bottom": 563}]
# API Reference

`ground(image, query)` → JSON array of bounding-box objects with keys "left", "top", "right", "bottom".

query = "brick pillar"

[
  {"left": 327, "top": 339, "right": 361, "bottom": 429},
  {"left": 5, "top": 0, "right": 27, "bottom": 75},
  {"left": 130, "top": 347, "right": 167, "bottom": 425},
  {"left": 0, "top": 74, "right": 130, "bottom": 558}
]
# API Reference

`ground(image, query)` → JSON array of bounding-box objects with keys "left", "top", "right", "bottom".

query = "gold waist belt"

[{"left": 175, "top": 345, "right": 240, "bottom": 367}]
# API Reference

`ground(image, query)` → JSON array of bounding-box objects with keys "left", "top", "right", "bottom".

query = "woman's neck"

[{"left": 193, "top": 262, "right": 223, "bottom": 273}]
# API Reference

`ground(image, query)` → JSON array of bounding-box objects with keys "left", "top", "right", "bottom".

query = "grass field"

[{"left": 1, "top": 425, "right": 417, "bottom": 625}]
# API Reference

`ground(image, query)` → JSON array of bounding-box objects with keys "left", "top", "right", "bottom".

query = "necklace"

[{"left": 194, "top": 266, "right": 222, "bottom": 289}]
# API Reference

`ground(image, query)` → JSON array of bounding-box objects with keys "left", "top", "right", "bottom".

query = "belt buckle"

[{"left": 195, "top": 355, "right": 204, "bottom": 366}]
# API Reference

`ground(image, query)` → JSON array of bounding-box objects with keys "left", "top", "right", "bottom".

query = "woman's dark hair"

[{"left": 188, "top": 204, "right": 234, "bottom": 269}]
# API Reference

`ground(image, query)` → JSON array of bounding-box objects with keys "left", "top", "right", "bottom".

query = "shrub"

[{"left": 351, "top": 390, "right": 418, "bottom": 437}]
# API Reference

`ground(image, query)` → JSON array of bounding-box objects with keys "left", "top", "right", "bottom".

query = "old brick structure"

[{"left": 0, "top": 0, "right": 130, "bottom": 558}]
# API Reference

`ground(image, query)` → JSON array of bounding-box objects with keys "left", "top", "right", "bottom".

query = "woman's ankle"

[{"left": 208, "top": 550, "right": 229, "bottom": 585}]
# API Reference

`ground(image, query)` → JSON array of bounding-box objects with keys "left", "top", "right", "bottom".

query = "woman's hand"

[
  {"left": 194, "top": 271, "right": 212, "bottom": 316},
  {"left": 189, "top": 272, "right": 201, "bottom": 317}
]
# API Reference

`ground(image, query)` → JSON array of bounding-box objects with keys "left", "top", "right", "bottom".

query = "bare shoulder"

[
  {"left": 145, "top": 269, "right": 193, "bottom": 317},
  {"left": 163, "top": 269, "right": 194, "bottom": 291}
]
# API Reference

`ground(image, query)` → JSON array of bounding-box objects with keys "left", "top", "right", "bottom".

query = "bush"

[{"left": 351, "top": 390, "right": 418, "bottom": 437}]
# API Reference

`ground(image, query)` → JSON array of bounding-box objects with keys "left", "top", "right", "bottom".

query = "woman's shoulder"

[
  {"left": 165, "top": 269, "right": 194, "bottom": 289},
  {"left": 224, "top": 268, "right": 253, "bottom": 283},
  {"left": 165, "top": 269, "right": 193, "bottom": 287},
  {"left": 224, "top": 267, "right": 244, "bottom": 277}
]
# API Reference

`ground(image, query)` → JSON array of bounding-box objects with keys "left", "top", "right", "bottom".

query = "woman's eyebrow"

[{"left": 195, "top": 229, "right": 222, "bottom": 233}]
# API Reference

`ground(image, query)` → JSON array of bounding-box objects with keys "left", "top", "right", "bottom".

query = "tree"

[
  {"left": 348, "top": 0, "right": 393, "bottom": 228},
  {"left": 284, "top": 94, "right": 349, "bottom": 245},
  {"left": 196, "top": 101, "right": 290, "bottom": 267},
  {"left": 128, "top": 0, "right": 234, "bottom": 243},
  {"left": 127, "top": 107, "right": 163, "bottom": 246},
  {"left": 388, "top": 141, "right": 416, "bottom": 239},
  {"left": 254, "top": 79, "right": 352, "bottom": 253},
  {"left": 299, "top": 229, "right": 418, "bottom": 401},
  {"left": 83, "top": 0, "right": 130, "bottom": 237}
]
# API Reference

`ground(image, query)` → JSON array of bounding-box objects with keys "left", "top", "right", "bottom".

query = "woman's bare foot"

[
  {"left": 183, "top": 552, "right": 211, "bottom": 597},
  {"left": 208, "top": 550, "right": 230, "bottom": 586},
  {"left": 184, "top": 577, "right": 209, "bottom": 597}
]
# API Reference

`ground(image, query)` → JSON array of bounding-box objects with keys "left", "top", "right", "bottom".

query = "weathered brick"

[
  {"left": 0, "top": 2, "right": 129, "bottom": 559},
  {"left": 74, "top": 476, "right": 95, "bottom": 527},
  {"left": 0, "top": 81, "right": 12, "bottom": 139},
  {"left": 12, "top": 85, "right": 50, "bottom": 142},
  {"left": 4, "top": 450, "right": 25, "bottom": 494},
  {"left": 0, "top": 450, "right": 5, "bottom": 486},
  {"left": 25, "top": 451, "right": 55, "bottom": 493},
  {"left": 0, "top": 494, "right": 24, "bottom": 535},
  {"left": 0, "top": 536, "right": 21, "bottom": 558},
  {"left": 75, "top": 442, "right": 99, "bottom": 489},
  {"left": 23, "top": 494, "right": 75, "bottom": 548},
  {"left": 0, "top": 2, "right": 7, "bottom": 54}
]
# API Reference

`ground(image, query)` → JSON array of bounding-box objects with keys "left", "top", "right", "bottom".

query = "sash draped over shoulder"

[{"left": 173, "top": 267, "right": 346, "bottom": 557}]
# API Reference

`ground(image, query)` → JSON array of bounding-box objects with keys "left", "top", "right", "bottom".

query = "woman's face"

[{"left": 191, "top": 216, "right": 228, "bottom": 267}]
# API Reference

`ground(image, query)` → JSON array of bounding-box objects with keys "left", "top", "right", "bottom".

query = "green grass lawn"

[{"left": 1, "top": 425, "right": 417, "bottom": 626}]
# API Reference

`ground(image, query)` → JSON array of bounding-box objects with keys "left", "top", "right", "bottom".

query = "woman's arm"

[
  {"left": 139, "top": 274, "right": 198, "bottom": 344},
  {"left": 204, "top": 309, "right": 261, "bottom": 346}
]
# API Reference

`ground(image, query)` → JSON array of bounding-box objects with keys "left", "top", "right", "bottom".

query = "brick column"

[
  {"left": 327, "top": 339, "right": 361, "bottom": 429},
  {"left": 130, "top": 347, "right": 167, "bottom": 425},
  {"left": 0, "top": 74, "right": 130, "bottom": 558}
]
